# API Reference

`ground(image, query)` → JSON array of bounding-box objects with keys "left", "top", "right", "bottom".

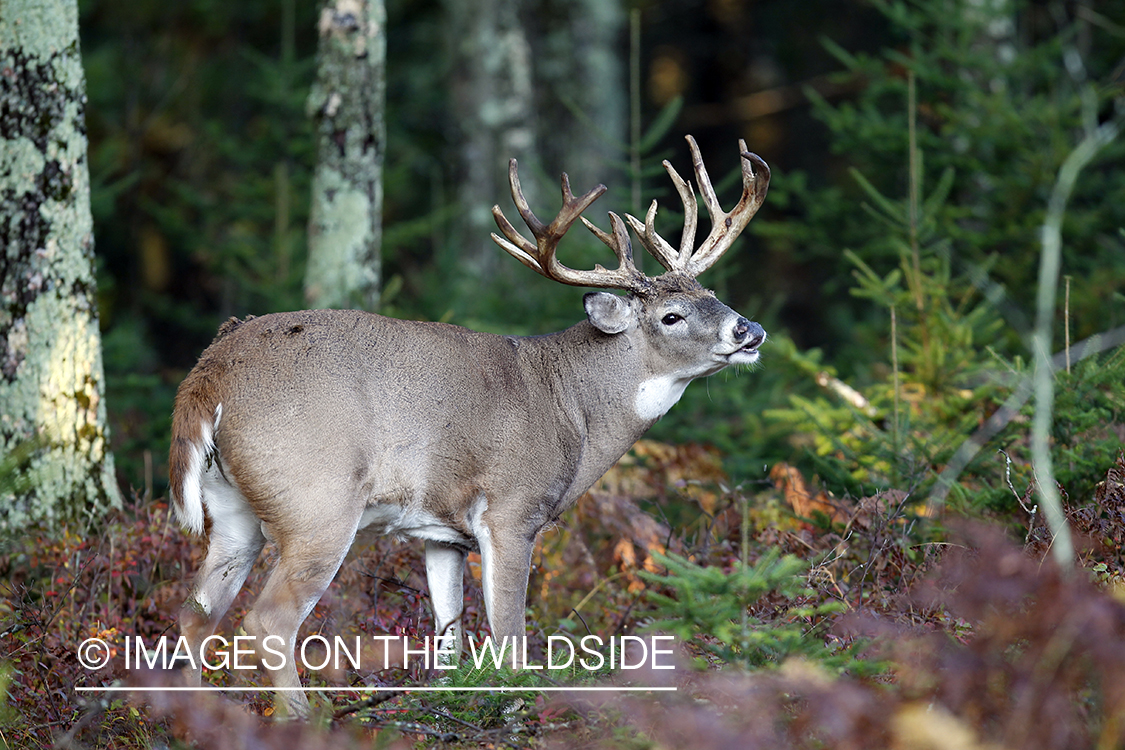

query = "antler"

[
  {"left": 491, "top": 136, "right": 769, "bottom": 290},
  {"left": 625, "top": 135, "right": 770, "bottom": 278},
  {"left": 491, "top": 160, "right": 648, "bottom": 292}
]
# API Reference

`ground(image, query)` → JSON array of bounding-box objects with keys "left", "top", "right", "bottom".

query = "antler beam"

[{"left": 491, "top": 160, "right": 648, "bottom": 292}]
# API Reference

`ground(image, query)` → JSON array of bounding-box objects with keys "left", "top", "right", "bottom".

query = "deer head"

[{"left": 491, "top": 134, "right": 769, "bottom": 414}]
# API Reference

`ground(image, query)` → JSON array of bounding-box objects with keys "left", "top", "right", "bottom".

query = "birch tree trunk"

[
  {"left": 0, "top": 0, "right": 121, "bottom": 531},
  {"left": 305, "top": 0, "right": 386, "bottom": 310}
]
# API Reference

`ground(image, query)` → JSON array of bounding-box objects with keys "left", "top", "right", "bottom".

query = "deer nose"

[{"left": 734, "top": 318, "right": 765, "bottom": 349}]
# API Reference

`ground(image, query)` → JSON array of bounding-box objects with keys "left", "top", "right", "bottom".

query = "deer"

[{"left": 168, "top": 135, "right": 769, "bottom": 715}]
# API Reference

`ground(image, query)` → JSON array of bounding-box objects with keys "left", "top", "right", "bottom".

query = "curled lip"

[
  {"left": 736, "top": 329, "right": 766, "bottom": 356},
  {"left": 721, "top": 346, "right": 760, "bottom": 363},
  {"left": 721, "top": 339, "right": 761, "bottom": 356}
]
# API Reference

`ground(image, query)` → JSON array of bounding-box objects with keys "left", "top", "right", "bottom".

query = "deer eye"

[{"left": 661, "top": 313, "right": 683, "bottom": 326}]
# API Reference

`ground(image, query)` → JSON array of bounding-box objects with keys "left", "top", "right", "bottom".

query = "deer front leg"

[
  {"left": 425, "top": 541, "right": 465, "bottom": 666},
  {"left": 476, "top": 519, "right": 535, "bottom": 660}
]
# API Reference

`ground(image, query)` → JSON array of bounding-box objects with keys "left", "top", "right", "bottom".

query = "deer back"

[{"left": 169, "top": 306, "right": 659, "bottom": 540}]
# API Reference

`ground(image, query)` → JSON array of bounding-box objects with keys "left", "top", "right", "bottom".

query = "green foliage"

[
  {"left": 754, "top": 1, "right": 1125, "bottom": 518},
  {"left": 373, "top": 662, "right": 584, "bottom": 735},
  {"left": 1041, "top": 348, "right": 1125, "bottom": 499},
  {"left": 0, "top": 662, "right": 19, "bottom": 736},
  {"left": 764, "top": 155, "right": 1003, "bottom": 500},
  {"left": 99, "top": 319, "right": 177, "bottom": 497},
  {"left": 765, "top": 0, "right": 1125, "bottom": 363},
  {"left": 83, "top": 0, "right": 317, "bottom": 322},
  {"left": 640, "top": 549, "right": 868, "bottom": 674}
]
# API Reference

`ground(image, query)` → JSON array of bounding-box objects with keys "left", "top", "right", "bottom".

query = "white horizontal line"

[{"left": 75, "top": 685, "right": 676, "bottom": 693}]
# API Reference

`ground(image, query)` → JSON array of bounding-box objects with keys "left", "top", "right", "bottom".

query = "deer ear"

[{"left": 584, "top": 292, "right": 634, "bottom": 334}]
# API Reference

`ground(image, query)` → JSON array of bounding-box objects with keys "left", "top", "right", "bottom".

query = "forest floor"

[{"left": 3, "top": 442, "right": 1125, "bottom": 749}]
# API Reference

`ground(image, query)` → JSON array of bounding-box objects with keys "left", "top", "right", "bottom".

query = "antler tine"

[
  {"left": 622, "top": 158, "right": 700, "bottom": 273},
  {"left": 491, "top": 159, "right": 647, "bottom": 291},
  {"left": 624, "top": 203, "right": 676, "bottom": 272},
  {"left": 683, "top": 135, "right": 771, "bottom": 278},
  {"left": 667, "top": 161, "right": 699, "bottom": 268},
  {"left": 579, "top": 211, "right": 643, "bottom": 277},
  {"left": 490, "top": 160, "right": 552, "bottom": 273}
]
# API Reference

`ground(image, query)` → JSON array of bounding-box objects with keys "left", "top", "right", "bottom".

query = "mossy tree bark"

[
  {"left": 305, "top": 0, "right": 386, "bottom": 311},
  {"left": 0, "top": 0, "right": 121, "bottom": 531}
]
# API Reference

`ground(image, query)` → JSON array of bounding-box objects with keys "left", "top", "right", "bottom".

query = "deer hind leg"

[
  {"left": 425, "top": 540, "right": 466, "bottom": 665},
  {"left": 178, "top": 475, "right": 265, "bottom": 684},
  {"left": 241, "top": 510, "right": 360, "bottom": 718}
]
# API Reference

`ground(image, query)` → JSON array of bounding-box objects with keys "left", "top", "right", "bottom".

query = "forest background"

[
  {"left": 76, "top": 0, "right": 1124, "bottom": 504},
  {"left": 3, "top": 0, "right": 1125, "bottom": 747}
]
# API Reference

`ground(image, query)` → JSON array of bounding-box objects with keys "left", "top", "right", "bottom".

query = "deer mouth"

[
  {"left": 741, "top": 330, "right": 766, "bottom": 351},
  {"left": 729, "top": 330, "right": 765, "bottom": 358},
  {"left": 722, "top": 330, "right": 765, "bottom": 364},
  {"left": 723, "top": 345, "right": 761, "bottom": 366}
]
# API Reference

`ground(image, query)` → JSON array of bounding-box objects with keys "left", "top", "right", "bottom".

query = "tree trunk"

[
  {"left": 444, "top": 0, "right": 625, "bottom": 283},
  {"left": 444, "top": 0, "right": 541, "bottom": 281},
  {"left": 0, "top": 0, "right": 121, "bottom": 531},
  {"left": 305, "top": 0, "right": 386, "bottom": 311},
  {"left": 532, "top": 0, "right": 625, "bottom": 190}
]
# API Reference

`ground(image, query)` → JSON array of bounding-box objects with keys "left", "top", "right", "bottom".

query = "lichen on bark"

[
  {"left": 0, "top": 0, "right": 122, "bottom": 531},
  {"left": 305, "top": 0, "right": 386, "bottom": 311}
]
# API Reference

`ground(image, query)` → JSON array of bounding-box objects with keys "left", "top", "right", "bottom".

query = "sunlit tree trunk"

[
  {"left": 305, "top": 0, "right": 386, "bottom": 310},
  {"left": 0, "top": 0, "right": 121, "bottom": 531}
]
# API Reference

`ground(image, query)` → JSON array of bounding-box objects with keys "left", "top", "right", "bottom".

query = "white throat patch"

[{"left": 634, "top": 375, "right": 691, "bottom": 421}]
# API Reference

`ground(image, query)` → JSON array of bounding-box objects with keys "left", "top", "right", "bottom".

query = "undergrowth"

[{"left": 3, "top": 449, "right": 1125, "bottom": 748}]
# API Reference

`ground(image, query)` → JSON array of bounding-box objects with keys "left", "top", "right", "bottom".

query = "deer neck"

[{"left": 511, "top": 321, "right": 665, "bottom": 504}]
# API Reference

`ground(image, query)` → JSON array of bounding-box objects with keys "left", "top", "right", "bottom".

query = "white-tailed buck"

[{"left": 170, "top": 135, "right": 768, "bottom": 714}]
